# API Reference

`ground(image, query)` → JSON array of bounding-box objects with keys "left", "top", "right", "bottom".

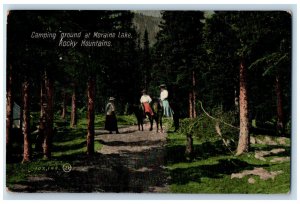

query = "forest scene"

[{"left": 6, "top": 10, "right": 291, "bottom": 193}]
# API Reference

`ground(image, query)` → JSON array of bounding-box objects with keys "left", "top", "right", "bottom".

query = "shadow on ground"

[
  {"left": 165, "top": 139, "right": 271, "bottom": 186},
  {"left": 98, "top": 139, "right": 163, "bottom": 147},
  {"left": 169, "top": 158, "right": 269, "bottom": 185},
  {"left": 166, "top": 140, "right": 233, "bottom": 164},
  {"left": 8, "top": 149, "right": 168, "bottom": 193}
]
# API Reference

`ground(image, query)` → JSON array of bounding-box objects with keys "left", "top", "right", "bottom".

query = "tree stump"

[{"left": 185, "top": 133, "right": 194, "bottom": 161}]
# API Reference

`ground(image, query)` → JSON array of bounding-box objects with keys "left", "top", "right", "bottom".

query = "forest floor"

[
  {"left": 94, "top": 124, "right": 169, "bottom": 192},
  {"left": 166, "top": 132, "right": 291, "bottom": 193},
  {"left": 6, "top": 115, "right": 291, "bottom": 194},
  {"left": 6, "top": 123, "right": 170, "bottom": 193}
]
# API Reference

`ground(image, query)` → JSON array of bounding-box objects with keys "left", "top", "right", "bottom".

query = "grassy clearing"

[
  {"left": 6, "top": 114, "right": 137, "bottom": 188},
  {"left": 166, "top": 131, "right": 291, "bottom": 194}
]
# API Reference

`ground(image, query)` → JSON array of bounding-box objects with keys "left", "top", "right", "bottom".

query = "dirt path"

[
  {"left": 8, "top": 124, "right": 169, "bottom": 193},
  {"left": 96, "top": 125, "right": 166, "bottom": 155},
  {"left": 94, "top": 124, "right": 169, "bottom": 192}
]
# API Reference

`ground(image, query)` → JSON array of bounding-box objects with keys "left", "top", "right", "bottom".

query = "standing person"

[
  {"left": 140, "top": 89, "right": 154, "bottom": 116},
  {"left": 105, "top": 97, "right": 119, "bottom": 134},
  {"left": 160, "top": 84, "right": 173, "bottom": 117}
]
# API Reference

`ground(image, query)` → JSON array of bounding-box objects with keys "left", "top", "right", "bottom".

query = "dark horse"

[
  {"left": 150, "top": 98, "right": 163, "bottom": 133},
  {"left": 128, "top": 99, "right": 163, "bottom": 132},
  {"left": 130, "top": 103, "right": 145, "bottom": 131}
]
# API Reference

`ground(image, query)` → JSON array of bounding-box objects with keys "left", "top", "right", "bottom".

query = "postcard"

[{"left": 5, "top": 10, "right": 292, "bottom": 194}]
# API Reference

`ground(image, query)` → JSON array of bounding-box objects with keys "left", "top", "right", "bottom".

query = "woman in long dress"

[
  {"left": 105, "top": 97, "right": 119, "bottom": 134},
  {"left": 160, "top": 84, "right": 173, "bottom": 117}
]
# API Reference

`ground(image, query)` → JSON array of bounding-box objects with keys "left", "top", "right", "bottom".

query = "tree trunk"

[
  {"left": 189, "top": 71, "right": 197, "bottom": 118},
  {"left": 185, "top": 133, "right": 194, "bottom": 161},
  {"left": 61, "top": 88, "right": 67, "bottom": 119},
  {"left": 36, "top": 79, "right": 46, "bottom": 153},
  {"left": 236, "top": 60, "right": 250, "bottom": 156},
  {"left": 189, "top": 92, "right": 193, "bottom": 118},
  {"left": 143, "top": 68, "right": 148, "bottom": 91},
  {"left": 22, "top": 80, "right": 31, "bottom": 163},
  {"left": 42, "top": 71, "right": 54, "bottom": 159},
  {"left": 70, "top": 85, "right": 77, "bottom": 128},
  {"left": 275, "top": 75, "right": 284, "bottom": 135},
  {"left": 192, "top": 70, "right": 196, "bottom": 118},
  {"left": 87, "top": 77, "right": 95, "bottom": 156},
  {"left": 6, "top": 64, "right": 13, "bottom": 152}
]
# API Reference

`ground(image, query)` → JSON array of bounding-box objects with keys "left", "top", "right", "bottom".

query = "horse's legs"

[
  {"left": 160, "top": 116, "right": 163, "bottom": 132},
  {"left": 156, "top": 117, "right": 159, "bottom": 133},
  {"left": 141, "top": 119, "right": 144, "bottom": 131},
  {"left": 137, "top": 117, "right": 143, "bottom": 131},
  {"left": 150, "top": 116, "right": 153, "bottom": 131},
  {"left": 151, "top": 115, "right": 161, "bottom": 133},
  {"left": 146, "top": 113, "right": 153, "bottom": 131},
  {"left": 139, "top": 122, "right": 143, "bottom": 131}
]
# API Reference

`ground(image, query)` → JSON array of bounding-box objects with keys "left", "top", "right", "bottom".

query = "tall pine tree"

[{"left": 153, "top": 11, "right": 205, "bottom": 117}]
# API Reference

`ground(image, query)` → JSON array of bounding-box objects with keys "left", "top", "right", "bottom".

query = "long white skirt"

[{"left": 162, "top": 100, "right": 173, "bottom": 117}]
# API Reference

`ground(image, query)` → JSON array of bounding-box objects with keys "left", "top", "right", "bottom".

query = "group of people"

[{"left": 104, "top": 84, "right": 174, "bottom": 134}]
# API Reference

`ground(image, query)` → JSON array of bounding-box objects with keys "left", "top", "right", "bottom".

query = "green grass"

[
  {"left": 6, "top": 159, "right": 66, "bottom": 189},
  {"left": 7, "top": 114, "right": 136, "bottom": 189},
  {"left": 77, "top": 114, "right": 137, "bottom": 129},
  {"left": 7, "top": 113, "right": 290, "bottom": 194},
  {"left": 166, "top": 131, "right": 291, "bottom": 194}
]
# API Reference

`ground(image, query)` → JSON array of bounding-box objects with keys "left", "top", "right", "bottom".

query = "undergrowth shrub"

[{"left": 178, "top": 107, "right": 239, "bottom": 144}]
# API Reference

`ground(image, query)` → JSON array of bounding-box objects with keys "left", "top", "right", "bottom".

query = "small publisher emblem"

[{"left": 62, "top": 163, "right": 72, "bottom": 172}]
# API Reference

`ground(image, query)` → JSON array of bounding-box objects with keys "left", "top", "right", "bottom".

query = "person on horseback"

[
  {"left": 140, "top": 89, "right": 154, "bottom": 117},
  {"left": 159, "top": 84, "right": 174, "bottom": 117}
]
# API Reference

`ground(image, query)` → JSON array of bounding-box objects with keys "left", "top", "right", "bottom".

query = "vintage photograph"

[{"left": 5, "top": 10, "right": 291, "bottom": 193}]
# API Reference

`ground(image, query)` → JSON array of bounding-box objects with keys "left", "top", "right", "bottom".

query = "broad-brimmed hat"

[
  {"left": 109, "top": 97, "right": 115, "bottom": 101},
  {"left": 159, "top": 84, "right": 166, "bottom": 88}
]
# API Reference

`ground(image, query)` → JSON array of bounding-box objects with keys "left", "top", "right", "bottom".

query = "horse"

[
  {"left": 131, "top": 103, "right": 146, "bottom": 131},
  {"left": 150, "top": 98, "right": 163, "bottom": 133},
  {"left": 139, "top": 104, "right": 155, "bottom": 131},
  {"left": 128, "top": 100, "right": 163, "bottom": 132}
]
